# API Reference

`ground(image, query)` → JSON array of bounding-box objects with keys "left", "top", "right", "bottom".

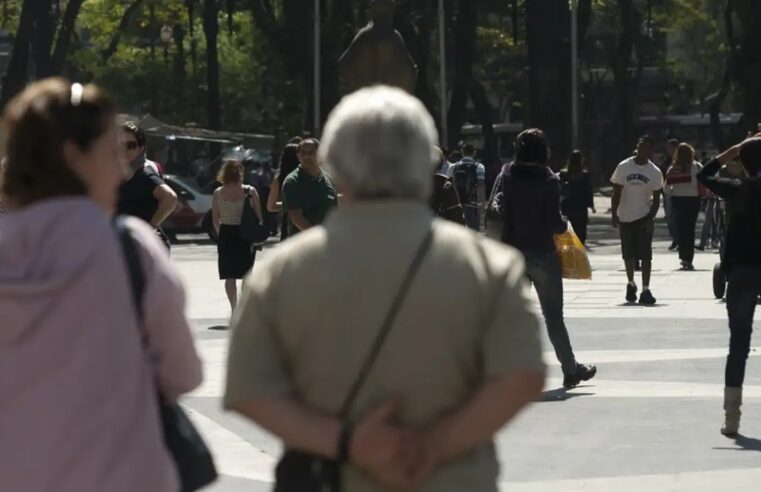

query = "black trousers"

[
  {"left": 671, "top": 196, "right": 700, "bottom": 264},
  {"left": 725, "top": 267, "right": 761, "bottom": 387}
]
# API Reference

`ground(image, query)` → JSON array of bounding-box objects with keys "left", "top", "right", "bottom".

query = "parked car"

[{"left": 162, "top": 175, "right": 216, "bottom": 242}]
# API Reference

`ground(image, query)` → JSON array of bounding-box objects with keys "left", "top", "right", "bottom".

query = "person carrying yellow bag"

[
  {"left": 554, "top": 224, "right": 592, "bottom": 280},
  {"left": 497, "top": 128, "right": 597, "bottom": 389}
]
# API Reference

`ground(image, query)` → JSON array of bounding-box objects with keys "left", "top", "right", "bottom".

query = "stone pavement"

[{"left": 169, "top": 212, "right": 761, "bottom": 492}]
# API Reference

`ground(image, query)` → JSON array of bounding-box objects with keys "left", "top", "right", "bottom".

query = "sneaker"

[
  {"left": 639, "top": 290, "right": 657, "bottom": 305},
  {"left": 563, "top": 363, "right": 597, "bottom": 389},
  {"left": 669, "top": 241, "right": 679, "bottom": 251},
  {"left": 696, "top": 244, "right": 705, "bottom": 252},
  {"left": 684, "top": 263, "right": 695, "bottom": 271},
  {"left": 626, "top": 283, "right": 638, "bottom": 303}
]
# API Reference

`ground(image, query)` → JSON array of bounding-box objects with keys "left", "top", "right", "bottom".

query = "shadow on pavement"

[
  {"left": 538, "top": 387, "right": 595, "bottom": 402},
  {"left": 617, "top": 303, "right": 668, "bottom": 308},
  {"left": 714, "top": 435, "right": 761, "bottom": 452},
  {"left": 735, "top": 435, "right": 761, "bottom": 452}
]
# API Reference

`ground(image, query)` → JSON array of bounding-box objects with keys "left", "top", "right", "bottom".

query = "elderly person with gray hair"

[{"left": 224, "top": 86, "right": 545, "bottom": 491}]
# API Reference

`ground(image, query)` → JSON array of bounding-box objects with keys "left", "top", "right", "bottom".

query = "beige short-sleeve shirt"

[{"left": 225, "top": 201, "right": 545, "bottom": 492}]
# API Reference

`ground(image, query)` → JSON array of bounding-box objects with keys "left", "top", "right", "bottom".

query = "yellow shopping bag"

[{"left": 554, "top": 225, "right": 592, "bottom": 280}]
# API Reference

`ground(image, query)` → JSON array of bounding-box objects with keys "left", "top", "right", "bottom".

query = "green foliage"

[
  {"left": 0, "top": 0, "right": 736, "bottom": 136},
  {"left": 656, "top": 0, "right": 728, "bottom": 110},
  {"left": 65, "top": 1, "right": 297, "bottom": 134}
]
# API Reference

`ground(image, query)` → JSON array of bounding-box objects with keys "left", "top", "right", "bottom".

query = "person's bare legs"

[{"left": 225, "top": 279, "right": 238, "bottom": 311}]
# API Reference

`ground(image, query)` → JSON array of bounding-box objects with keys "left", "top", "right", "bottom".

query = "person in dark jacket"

[
  {"left": 559, "top": 150, "right": 595, "bottom": 244},
  {"left": 698, "top": 135, "right": 761, "bottom": 438},
  {"left": 430, "top": 147, "right": 466, "bottom": 225},
  {"left": 497, "top": 128, "right": 597, "bottom": 389}
]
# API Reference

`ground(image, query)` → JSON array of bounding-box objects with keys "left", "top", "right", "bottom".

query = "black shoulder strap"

[
  {"left": 115, "top": 217, "right": 146, "bottom": 323},
  {"left": 339, "top": 228, "right": 435, "bottom": 419}
]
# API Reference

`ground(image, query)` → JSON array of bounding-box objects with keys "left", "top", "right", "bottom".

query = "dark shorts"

[{"left": 620, "top": 216, "right": 654, "bottom": 261}]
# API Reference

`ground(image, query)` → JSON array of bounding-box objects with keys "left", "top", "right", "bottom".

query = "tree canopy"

[{"left": 0, "top": 0, "right": 747, "bottom": 169}]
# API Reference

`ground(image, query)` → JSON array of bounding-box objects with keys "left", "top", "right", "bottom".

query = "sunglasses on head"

[{"left": 125, "top": 141, "right": 139, "bottom": 151}]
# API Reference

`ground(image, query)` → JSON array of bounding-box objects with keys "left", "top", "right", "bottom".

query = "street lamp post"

[
  {"left": 570, "top": 0, "right": 579, "bottom": 149},
  {"left": 438, "top": 0, "right": 448, "bottom": 145},
  {"left": 314, "top": 0, "right": 321, "bottom": 137}
]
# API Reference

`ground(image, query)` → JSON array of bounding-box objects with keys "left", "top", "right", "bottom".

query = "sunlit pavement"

[{"left": 171, "top": 210, "right": 761, "bottom": 491}]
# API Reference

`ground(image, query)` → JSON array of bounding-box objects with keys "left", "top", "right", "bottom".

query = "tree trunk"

[
  {"left": 395, "top": 1, "right": 437, "bottom": 123},
  {"left": 50, "top": 0, "right": 85, "bottom": 74},
  {"left": 708, "top": 0, "right": 736, "bottom": 152},
  {"left": 148, "top": 3, "right": 159, "bottom": 115},
  {"left": 446, "top": 0, "right": 478, "bottom": 149},
  {"left": 321, "top": 0, "right": 353, "bottom": 126},
  {"left": 173, "top": 24, "right": 187, "bottom": 83},
  {"left": 526, "top": 0, "right": 571, "bottom": 169},
  {"left": 470, "top": 80, "right": 498, "bottom": 173},
  {"left": 731, "top": 0, "right": 761, "bottom": 138},
  {"left": 203, "top": 0, "right": 222, "bottom": 155},
  {"left": 0, "top": 0, "right": 35, "bottom": 108},
  {"left": 605, "top": 0, "right": 640, "bottom": 176},
  {"left": 31, "top": 0, "right": 55, "bottom": 78},
  {"left": 249, "top": 0, "right": 313, "bottom": 132},
  {"left": 101, "top": 0, "right": 145, "bottom": 63}
]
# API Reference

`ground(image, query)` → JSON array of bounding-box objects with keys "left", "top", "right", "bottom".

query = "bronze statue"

[{"left": 338, "top": 0, "right": 418, "bottom": 94}]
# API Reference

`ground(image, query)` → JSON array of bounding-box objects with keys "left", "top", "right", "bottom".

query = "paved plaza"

[{"left": 171, "top": 208, "right": 761, "bottom": 491}]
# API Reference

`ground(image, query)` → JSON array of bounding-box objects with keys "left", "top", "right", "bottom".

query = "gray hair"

[{"left": 319, "top": 85, "right": 439, "bottom": 200}]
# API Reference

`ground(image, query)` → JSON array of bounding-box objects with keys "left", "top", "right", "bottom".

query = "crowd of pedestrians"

[{"left": 1, "top": 77, "right": 760, "bottom": 491}]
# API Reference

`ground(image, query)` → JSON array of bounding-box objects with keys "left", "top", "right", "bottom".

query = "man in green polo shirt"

[{"left": 282, "top": 138, "right": 338, "bottom": 236}]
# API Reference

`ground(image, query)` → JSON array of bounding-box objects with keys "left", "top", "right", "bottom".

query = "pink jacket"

[{"left": 0, "top": 198, "right": 202, "bottom": 492}]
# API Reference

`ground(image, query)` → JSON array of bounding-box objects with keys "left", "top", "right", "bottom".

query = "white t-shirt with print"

[{"left": 610, "top": 157, "right": 664, "bottom": 223}]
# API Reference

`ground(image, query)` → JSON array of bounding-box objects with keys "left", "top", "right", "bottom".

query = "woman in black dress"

[
  {"left": 212, "top": 160, "right": 263, "bottom": 312},
  {"left": 266, "top": 142, "right": 301, "bottom": 240},
  {"left": 559, "top": 150, "right": 596, "bottom": 244}
]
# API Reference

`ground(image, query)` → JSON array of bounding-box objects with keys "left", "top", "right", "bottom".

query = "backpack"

[{"left": 452, "top": 162, "right": 479, "bottom": 205}]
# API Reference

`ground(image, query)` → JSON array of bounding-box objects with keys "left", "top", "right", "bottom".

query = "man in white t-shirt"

[{"left": 611, "top": 135, "right": 664, "bottom": 305}]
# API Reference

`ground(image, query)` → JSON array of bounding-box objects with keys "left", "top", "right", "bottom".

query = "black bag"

[
  {"left": 115, "top": 217, "right": 218, "bottom": 492},
  {"left": 274, "top": 228, "right": 435, "bottom": 492},
  {"left": 240, "top": 186, "right": 269, "bottom": 244},
  {"left": 452, "top": 162, "right": 480, "bottom": 206}
]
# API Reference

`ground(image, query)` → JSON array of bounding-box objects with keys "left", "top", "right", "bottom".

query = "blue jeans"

[
  {"left": 523, "top": 251, "right": 578, "bottom": 374},
  {"left": 725, "top": 267, "right": 761, "bottom": 388}
]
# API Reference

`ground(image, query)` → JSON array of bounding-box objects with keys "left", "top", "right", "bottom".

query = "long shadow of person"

[
  {"left": 538, "top": 387, "right": 595, "bottom": 402},
  {"left": 735, "top": 435, "right": 761, "bottom": 451},
  {"left": 714, "top": 435, "right": 761, "bottom": 452}
]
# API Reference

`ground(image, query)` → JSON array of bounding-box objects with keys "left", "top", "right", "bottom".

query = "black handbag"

[
  {"left": 274, "top": 228, "right": 435, "bottom": 492},
  {"left": 240, "top": 187, "right": 269, "bottom": 244},
  {"left": 116, "top": 218, "right": 218, "bottom": 492}
]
